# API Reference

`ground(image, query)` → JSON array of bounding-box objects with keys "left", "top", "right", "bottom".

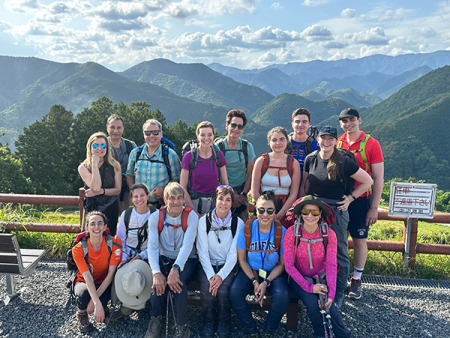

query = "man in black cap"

[{"left": 337, "top": 108, "right": 384, "bottom": 300}]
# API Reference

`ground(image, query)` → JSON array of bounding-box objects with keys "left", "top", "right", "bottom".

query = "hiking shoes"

[
  {"left": 217, "top": 320, "right": 231, "bottom": 338},
  {"left": 178, "top": 323, "right": 191, "bottom": 338},
  {"left": 77, "top": 311, "right": 93, "bottom": 333},
  {"left": 201, "top": 322, "right": 214, "bottom": 338},
  {"left": 348, "top": 278, "right": 362, "bottom": 300},
  {"left": 144, "top": 315, "right": 163, "bottom": 338}
]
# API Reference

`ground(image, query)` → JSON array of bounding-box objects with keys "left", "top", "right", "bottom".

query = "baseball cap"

[{"left": 339, "top": 108, "right": 360, "bottom": 120}]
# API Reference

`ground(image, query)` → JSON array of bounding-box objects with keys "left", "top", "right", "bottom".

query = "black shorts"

[{"left": 348, "top": 195, "right": 372, "bottom": 239}]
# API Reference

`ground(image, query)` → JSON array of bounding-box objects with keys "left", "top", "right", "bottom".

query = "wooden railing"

[{"left": 1, "top": 191, "right": 449, "bottom": 269}]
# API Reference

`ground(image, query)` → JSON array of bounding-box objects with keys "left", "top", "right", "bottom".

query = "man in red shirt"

[{"left": 337, "top": 108, "right": 384, "bottom": 300}]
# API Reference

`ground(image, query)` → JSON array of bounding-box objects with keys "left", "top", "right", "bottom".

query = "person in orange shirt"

[{"left": 72, "top": 211, "right": 122, "bottom": 333}]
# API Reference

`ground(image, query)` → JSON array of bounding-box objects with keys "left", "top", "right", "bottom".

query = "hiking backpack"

[
  {"left": 157, "top": 206, "right": 193, "bottom": 234},
  {"left": 205, "top": 210, "right": 239, "bottom": 240},
  {"left": 214, "top": 137, "right": 249, "bottom": 169},
  {"left": 284, "top": 196, "right": 336, "bottom": 229},
  {"left": 134, "top": 137, "right": 175, "bottom": 181},
  {"left": 260, "top": 153, "right": 295, "bottom": 191},
  {"left": 181, "top": 140, "right": 222, "bottom": 189},
  {"left": 337, "top": 134, "right": 371, "bottom": 175},
  {"left": 244, "top": 217, "right": 283, "bottom": 254},
  {"left": 305, "top": 149, "right": 357, "bottom": 196},
  {"left": 122, "top": 206, "right": 157, "bottom": 255},
  {"left": 285, "top": 126, "right": 318, "bottom": 156}
]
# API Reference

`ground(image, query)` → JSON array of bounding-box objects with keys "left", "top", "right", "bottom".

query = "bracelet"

[
  {"left": 103, "top": 188, "right": 106, "bottom": 195},
  {"left": 251, "top": 277, "right": 257, "bottom": 285},
  {"left": 349, "top": 193, "right": 356, "bottom": 201}
]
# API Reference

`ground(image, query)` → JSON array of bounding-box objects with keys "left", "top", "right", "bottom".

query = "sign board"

[{"left": 388, "top": 182, "right": 436, "bottom": 218}]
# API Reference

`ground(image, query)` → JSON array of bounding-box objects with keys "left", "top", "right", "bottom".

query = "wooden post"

[
  {"left": 408, "top": 218, "right": 418, "bottom": 269},
  {"left": 79, "top": 188, "right": 85, "bottom": 226}
]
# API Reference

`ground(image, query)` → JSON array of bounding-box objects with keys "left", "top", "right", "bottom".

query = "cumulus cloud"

[
  {"left": 4, "top": 0, "right": 40, "bottom": 13},
  {"left": 302, "top": 0, "right": 329, "bottom": 7},
  {"left": 164, "top": 2, "right": 199, "bottom": 19},
  {"left": 341, "top": 8, "right": 356, "bottom": 18},
  {"left": 86, "top": 2, "right": 150, "bottom": 20},
  {"left": 323, "top": 41, "right": 346, "bottom": 49},
  {"left": 97, "top": 19, "right": 149, "bottom": 32},
  {"left": 379, "top": 8, "right": 414, "bottom": 20},
  {"left": 301, "top": 24, "right": 333, "bottom": 41},
  {"left": 345, "top": 27, "right": 389, "bottom": 45}
]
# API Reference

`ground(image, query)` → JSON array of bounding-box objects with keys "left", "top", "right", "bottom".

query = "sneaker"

[
  {"left": 77, "top": 311, "right": 93, "bottom": 333},
  {"left": 348, "top": 278, "right": 362, "bottom": 300},
  {"left": 178, "top": 323, "right": 191, "bottom": 338},
  {"left": 217, "top": 320, "right": 231, "bottom": 338},
  {"left": 202, "top": 322, "right": 214, "bottom": 337},
  {"left": 334, "top": 291, "right": 345, "bottom": 309},
  {"left": 145, "top": 316, "right": 163, "bottom": 338}
]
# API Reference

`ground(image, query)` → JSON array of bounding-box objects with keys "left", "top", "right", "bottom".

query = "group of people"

[{"left": 72, "top": 107, "right": 384, "bottom": 337}]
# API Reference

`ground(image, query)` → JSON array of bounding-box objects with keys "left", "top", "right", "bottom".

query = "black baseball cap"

[
  {"left": 317, "top": 126, "right": 337, "bottom": 139},
  {"left": 339, "top": 108, "right": 360, "bottom": 120}
]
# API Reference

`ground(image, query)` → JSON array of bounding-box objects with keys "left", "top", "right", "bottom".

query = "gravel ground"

[{"left": 1, "top": 258, "right": 450, "bottom": 338}]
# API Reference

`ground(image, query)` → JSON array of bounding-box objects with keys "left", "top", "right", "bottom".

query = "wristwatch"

[
  {"left": 172, "top": 264, "right": 180, "bottom": 271},
  {"left": 263, "top": 278, "right": 271, "bottom": 287},
  {"left": 251, "top": 277, "right": 257, "bottom": 284}
]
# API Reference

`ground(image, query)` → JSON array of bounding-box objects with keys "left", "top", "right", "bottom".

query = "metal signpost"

[{"left": 388, "top": 182, "right": 437, "bottom": 268}]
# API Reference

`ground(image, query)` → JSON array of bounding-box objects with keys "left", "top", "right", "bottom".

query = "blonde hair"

[
  {"left": 82, "top": 132, "right": 116, "bottom": 169},
  {"left": 196, "top": 121, "right": 215, "bottom": 135}
]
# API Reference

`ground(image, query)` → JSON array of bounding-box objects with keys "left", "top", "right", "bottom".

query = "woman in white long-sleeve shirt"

[{"left": 196, "top": 185, "right": 244, "bottom": 338}]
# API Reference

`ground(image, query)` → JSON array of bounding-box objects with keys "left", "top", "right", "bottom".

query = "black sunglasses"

[
  {"left": 229, "top": 123, "right": 244, "bottom": 130},
  {"left": 144, "top": 130, "right": 161, "bottom": 136},
  {"left": 257, "top": 207, "right": 275, "bottom": 215},
  {"left": 318, "top": 126, "right": 337, "bottom": 134}
]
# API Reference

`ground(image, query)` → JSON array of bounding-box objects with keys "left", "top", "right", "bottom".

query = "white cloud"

[
  {"left": 301, "top": 24, "right": 333, "bottom": 41},
  {"left": 323, "top": 41, "right": 346, "bottom": 49},
  {"left": 341, "top": 8, "right": 356, "bottom": 18},
  {"left": 4, "top": 0, "right": 40, "bottom": 13},
  {"left": 379, "top": 8, "right": 414, "bottom": 21},
  {"left": 270, "top": 2, "right": 282, "bottom": 10},
  {"left": 302, "top": 0, "right": 329, "bottom": 7},
  {"left": 345, "top": 27, "right": 389, "bottom": 45},
  {"left": 86, "top": 2, "right": 150, "bottom": 20}
]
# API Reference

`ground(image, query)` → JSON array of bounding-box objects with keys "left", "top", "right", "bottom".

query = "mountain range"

[{"left": 0, "top": 51, "right": 449, "bottom": 189}]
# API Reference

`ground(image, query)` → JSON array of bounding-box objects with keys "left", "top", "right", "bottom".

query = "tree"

[
  {"left": 15, "top": 105, "right": 74, "bottom": 194},
  {"left": 0, "top": 143, "right": 31, "bottom": 194}
]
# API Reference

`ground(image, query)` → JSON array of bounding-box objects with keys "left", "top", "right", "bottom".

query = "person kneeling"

[
  {"left": 284, "top": 195, "right": 351, "bottom": 338},
  {"left": 145, "top": 182, "right": 199, "bottom": 338},
  {"left": 229, "top": 190, "right": 289, "bottom": 337},
  {"left": 72, "top": 211, "right": 122, "bottom": 333}
]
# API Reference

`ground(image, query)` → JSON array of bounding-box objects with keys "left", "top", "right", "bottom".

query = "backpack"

[
  {"left": 65, "top": 232, "right": 122, "bottom": 307},
  {"left": 285, "top": 126, "right": 317, "bottom": 156},
  {"left": 284, "top": 196, "right": 336, "bottom": 229},
  {"left": 123, "top": 206, "right": 157, "bottom": 255},
  {"left": 157, "top": 206, "right": 193, "bottom": 234},
  {"left": 306, "top": 149, "right": 357, "bottom": 196},
  {"left": 337, "top": 134, "right": 371, "bottom": 174},
  {"left": 124, "top": 138, "right": 135, "bottom": 156},
  {"left": 205, "top": 210, "right": 239, "bottom": 239},
  {"left": 244, "top": 217, "right": 283, "bottom": 254},
  {"left": 260, "top": 153, "right": 295, "bottom": 192},
  {"left": 181, "top": 140, "right": 222, "bottom": 190},
  {"left": 134, "top": 137, "right": 175, "bottom": 181},
  {"left": 215, "top": 137, "right": 249, "bottom": 169}
]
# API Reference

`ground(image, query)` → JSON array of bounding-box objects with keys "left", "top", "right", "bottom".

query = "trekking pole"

[
  {"left": 169, "top": 290, "right": 180, "bottom": 338},
  {"left": 318, "top": 277, "right": 335, "bottom": 338},
  {"left": 166, "top": 291, "right": 170, "bottom": 338},
  {"left": 318, "top": 292, "right": 330, "bottom": 338}
]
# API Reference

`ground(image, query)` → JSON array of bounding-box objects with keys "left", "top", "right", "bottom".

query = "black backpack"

[
  {"left": 181, "top": 140, "right": 222, "bottom": 190},
  {"left": 214, "top": 137, "right": 249, "bottom": 169},
  {"left": 122, "top": 206, "right": 156, "bottom": 256},
  {"left": 205, "top": 210, "right": 239, "bottom": 240},
  {"left": 285, "top": 126, "right": 317, "bottom": 156},
  {"left": 134, "top": 137, "right": 175, "bottom": 181},
  {"left": 306, "top": 149, "right": 357, "bottom": 195}
]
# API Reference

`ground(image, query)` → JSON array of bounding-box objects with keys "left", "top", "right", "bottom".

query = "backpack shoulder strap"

[
  {"left": 359, "top": 134, "right": 371, "bottom": 174},
  {"left": 274, "top": 220, "right": 283, "bottom": 251},
  {"left": 158, "top": 208, "right": 165, "bottom": 235},
  {"left": 212, "top": 144, "right": 222, "bottom": 169},
  {"left": 241, "top": 139, "right": 249, "bottom": 168},
  {"left": 319, "top": 221, "right": 329, "bottom": 254},
  {"left": 260, "top": 153, "right": 269, "bottom": 178},
  {"left": 124, "top": 207, "right": 133, "bottom": 233},
  {"left": 124, "top": 139, "right": 134, "bottom": 155},
  {"left": 244, "top": 217, "right": 257, "bottom": 250},
  {"left": 161, "top": 143, "right": 173, "bottom": 181},
  {"left": 181, "top": 207, "right": 193, "bottom": 232},
  {"left": 215, "top": 138, "right": 226, "bottom": 155},
  {"left": 135, "top": 144, "right": 145, "bottom": 163},
  {"left": 305, "top": 136, "right": 314, "bottom": 155},
  {"left": 80, "top": 237, "right": 89, "bottom": 260},
  {"left": 231, "top": 214, "right": 238, "bottom": 237},
  {"left": 205, "top": 210, "right": 213, "bottom": 234},
  {"left": 287, "top": 155, "right": 295, "bottom": 177},
  {"left": 189, "top": 142, "right": 199, "bottom": 170},
  {"left": 336, "top": 139, "right": 343, "bottom": 149}
]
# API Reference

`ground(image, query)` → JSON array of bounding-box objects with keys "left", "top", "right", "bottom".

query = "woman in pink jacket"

[{"left": 284, "top": 195, "right": 350, "bottom": 338}]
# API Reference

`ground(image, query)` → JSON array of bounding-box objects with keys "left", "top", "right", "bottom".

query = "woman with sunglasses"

[
  {"left": 79, "top": 132, "right": 121, "bottom": 235},
  {"left": 196, "top": 185, "right": 244, "bottom": 338},
  {"left": 229, "top": 190, "right": 289, "bottom": 336},
  {"left": 251, "top": 126, "right": 300, "bottom": 223},
  {"left": 284, "top": 195, "right": 351, "bottom": 338},
  {"left": 300, "top": 126, "right": 372, "bottom": 308},
  {"left": 181, "top": 121, "right": 228, "bottom": 216}
]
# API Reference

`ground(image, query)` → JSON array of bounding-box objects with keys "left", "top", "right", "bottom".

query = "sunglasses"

[
  {"left": 301, "top": 209, "right": 321, "bottom": 216},
  {"left": 92, "top": 143, "right": 107, "bottom": 149},
  {"left": 318, "top": 126, "right": 337, "bottom": 134},
  {"left": 144, "top": 130, "right": 161, "bottom": 136},
  {"left": 217, "top": 185, "right": 233, "bottom": 190},
  {"left": 257, "top": 207, "right": 275, "bottom": 215},
  {"left": 229, "top": 123, "right": 244, "bottom": 130}
]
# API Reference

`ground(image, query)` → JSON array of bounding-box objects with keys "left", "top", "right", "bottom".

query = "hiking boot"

[
  {"left": 77, "top": 311, "right": 93, "bottom": 333},
  {"left": 348, "top": 278, "right": 362, "bottom": 300},
  {"left": 144, "top": 315, "right": 163, "bottom": 338},
  {"left": 217, "top": 320, "right": 231, "bottom": 338},
  {"left": 201, "top": 322, "right": 214, "bottom": 337},
  {"left": 178, "top": 323, "right": 191, "bottom": 338}
]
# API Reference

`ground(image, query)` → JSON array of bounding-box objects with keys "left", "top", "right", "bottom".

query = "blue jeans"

[
  {"left": 150, "top": 256, "right": 198, "bottom": 326},
  {"left": 197, "top": 265, "right": 236, "bottom": 324},
  {"left": 289, "top": 278, "right": 351, "bottom": 338},
  {"left": 229, "top": 270, "right": 290, "bottom": 334}
]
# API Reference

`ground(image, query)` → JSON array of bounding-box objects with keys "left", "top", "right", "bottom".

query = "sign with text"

[{"left": 388, "top": 182, "right": 436, "bottom": 218}]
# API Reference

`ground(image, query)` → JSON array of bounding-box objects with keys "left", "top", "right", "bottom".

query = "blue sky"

[{"left": 0, "top": 0, "right": 448, "bottom": 71}]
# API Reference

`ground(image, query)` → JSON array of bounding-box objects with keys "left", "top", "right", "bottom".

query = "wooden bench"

[
  {"left": 0, "top": 233, "right": 46, "bottom": 304},
  {"left": 187, "top": 281, "right": 300, "bottom": 331}
]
